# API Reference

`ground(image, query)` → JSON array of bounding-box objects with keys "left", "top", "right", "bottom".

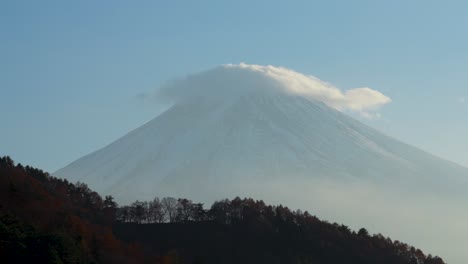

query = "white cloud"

[
  {"left": 458, "top": 97, "right": 466, "bottom": 104},
  {"left": 158, "top": 63, "right": 391, "bottom": 119},
  {"left": 230, "top": 63, "right": 391, "bottom": 118}
]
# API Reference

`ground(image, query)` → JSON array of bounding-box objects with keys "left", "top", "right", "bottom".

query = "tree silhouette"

[{"left": 161, "top": 197, "right": 179, "bottom": 223}]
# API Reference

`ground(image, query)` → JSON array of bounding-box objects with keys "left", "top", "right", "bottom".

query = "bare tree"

[
  {"left": 161, "top": 197, "right": 178, "bottom": 223},
  {"left": 148, "top": 197, "right": 165, "bottom": 223},
  {"left": 131, "top": 200, "right": 147, "bottom": 224},
  {"left": 177, "top": 198, "right": 193, "bottom": 222},
  {"left": 117, "top": 206, "right": 131, "bottom": 222},
  {"left": 191, "top": 203, "right": 206, "bottom": 221}
]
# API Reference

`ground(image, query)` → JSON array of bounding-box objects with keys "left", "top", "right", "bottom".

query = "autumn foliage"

[
  {"left": 0, "top": 156, "right": 155, "bottom": 263},
  {"left": 0, "top": 156, "right": 445, "bottom": 264}
]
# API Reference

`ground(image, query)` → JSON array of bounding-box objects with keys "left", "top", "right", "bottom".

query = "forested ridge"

[{"left": 0, "top": 156, "right": 445, "bottom": 264}]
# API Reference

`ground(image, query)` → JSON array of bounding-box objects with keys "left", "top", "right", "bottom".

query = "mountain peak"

[
  {"left": 158, "top": 63, "right": 391, "bottom": 118},
  {"left": 55, "top": 63, "right": 467, "bottom": 203},
  {"left": 55, "top": 64, "right": 468, "bottom": 263}
]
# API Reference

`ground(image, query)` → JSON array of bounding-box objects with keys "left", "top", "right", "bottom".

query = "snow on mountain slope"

[
  {"left": 55, "top": 64, "right": 468, "bottom": 263},
  {"left": 55, "top": 64, "right": 467, "bottom": 203}
]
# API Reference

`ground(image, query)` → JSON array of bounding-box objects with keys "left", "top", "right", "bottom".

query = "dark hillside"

[
  {"left": 114, "top": 198, "right": 445, "bottom": 264},
  {"left": 0, "top": 156, "right": 445, "bottom": 264},
  {"left": 0, "top": 156, "right": 155, "bottom": 264}
]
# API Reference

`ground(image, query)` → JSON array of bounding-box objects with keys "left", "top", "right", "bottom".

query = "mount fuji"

[
  {"left": 55, "top": 64, "right": 468, "bottom": 203},
  {"left": 55, "top": 64, "right": 468, "bottom": 262}
]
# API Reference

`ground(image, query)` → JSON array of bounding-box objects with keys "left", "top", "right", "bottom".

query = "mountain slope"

[
  {"left": 55, "top": 74, "right": 467, "bottom": 203},
  {"left": 55, "top": 64, "right": 468, "bottom": 263}
]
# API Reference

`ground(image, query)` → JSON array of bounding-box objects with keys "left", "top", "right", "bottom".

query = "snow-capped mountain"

[
  {"left": 55, "top": 64, "right": 467, "bottom": 203},
  {"left": 55, "top": 64, "right": 468, "bottom": 262}
]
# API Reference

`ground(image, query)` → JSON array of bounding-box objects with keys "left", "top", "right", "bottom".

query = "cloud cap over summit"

[
  {"left": 158, "top": 63, "right": 391, "bottom": 118},
  {"left": 56, "top": 63, "right": 468, "bottom": 264}
]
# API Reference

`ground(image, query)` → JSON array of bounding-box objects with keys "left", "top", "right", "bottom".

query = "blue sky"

[{"left": 1, "top": 0, "right": 467, "bottom": 171}]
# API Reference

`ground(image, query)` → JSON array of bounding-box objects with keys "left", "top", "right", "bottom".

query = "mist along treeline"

[
  {"left": 0, "top": 156, "right": 445, "bottom": 264},
  {"left": 115, "top": 198, "right": 445, "bottom": 264}
]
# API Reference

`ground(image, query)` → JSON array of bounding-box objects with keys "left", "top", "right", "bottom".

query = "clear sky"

[{"left": 1, "top": 0, "right": 467, "bottom": 172}]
